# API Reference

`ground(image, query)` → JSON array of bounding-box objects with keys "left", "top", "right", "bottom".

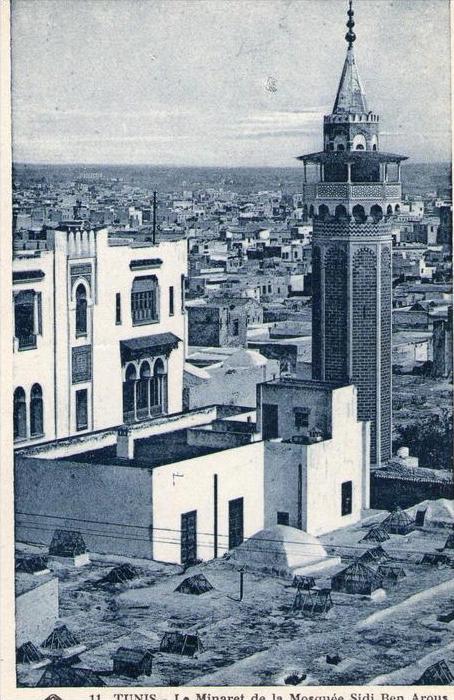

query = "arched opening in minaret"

[
  {"left": 318, "top": 204, "right": 330, "bottom": 221},
  {"left": 309, "top": 205, "right": 315, "bottom": 218},
  {"left": 372, "top": 144, "right": 377, "bottom": 151},
  {"left": 352, "top": 204, "right": 367, "bottom": 223},
  {"left": 353, "top": 134, "right": 367, "bottom": 151},
  {"left": 370, "top": 204, "right": 383, "bottom": 223},
  {"left": 303, "top": 204, "right": 308, "bottom": 222},
  {"left": 335, "top": 204, "right": 348, "bottom": 222},
  {"left": 336, "top": 144, "right": 345, "bottom": 152},
  {"left": 395, "top": 204, "right": 400, "bottom": 213},
  {"left": 386, "top": 205, "right": 393, "bottom": 216}
]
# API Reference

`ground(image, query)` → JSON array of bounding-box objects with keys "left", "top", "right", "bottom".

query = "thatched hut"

[
  {"left": 381, "top": 508, "right": 416, "bottom": 535},
  {"left": 358, "top": 546, "right": 390, "bottom": 565},
  {"left": 36, "top": 664, "right": 105, "bottom": 687},
  {"left": 41, "top": 624, "right": 80, "bottom": 650},
  {"left": 16, "top": 641, "right": 45, "bottom": 664},
  {"left": 416, "top": 660, "right": 454, "bottom": 685},
  {"left": 16, "top": 555, "right": 49, "bottom": 576},
  {"left": 421, "top": 553, "right": 451, "bottom": 566},
  {"left": 376, "top": 563, "right": 406, "bottom": 583},
  {"left": 160, "top": 631, "right": 204, "bottom": 657},
  {"left": 97, "top": 563, "right": 139, "bottom": 585},
  {"left": 361, "top": 525, "right": 390, "bottom": 543},
  {"left": 174, "top": 573, "right": 213, "bottom": 595},
  {"left": 331, "top": 561, "right": 383, "bottom": 595},
  {"left": 292, "top": 587, "right": 333, "bottom": 616},
  {"left": 112, "top": 647, "right": 153, "bottom": 678},
  {"left": 443, "top": 532, "right": 454, "bottom": 550},
  {"left": 48, "top": 529, "right": 89, "bottom": 567}
]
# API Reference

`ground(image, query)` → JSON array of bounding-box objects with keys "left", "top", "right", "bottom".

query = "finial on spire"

[{"left": 345, "top": 0, "right": 356, "bottom": 48}]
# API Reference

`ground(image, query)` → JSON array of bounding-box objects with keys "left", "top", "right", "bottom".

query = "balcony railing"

[
  {"left": 123, "top": 404, "right": 163, "bottom": 423},
  {"left": 303, "top": 182, "right": 401, "bottom": 201}
]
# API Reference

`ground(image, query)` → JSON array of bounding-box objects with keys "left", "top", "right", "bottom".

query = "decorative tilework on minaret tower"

[{"left": 298, "top": 0, "right": 408, "bottom": 465}]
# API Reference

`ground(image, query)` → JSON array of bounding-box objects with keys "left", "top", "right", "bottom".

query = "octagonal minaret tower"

[{"left": 298, "top": 1, "right": 408, "bottom": 465}]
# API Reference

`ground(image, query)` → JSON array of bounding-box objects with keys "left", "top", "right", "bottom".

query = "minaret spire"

[
  {"left": 332, "top": 0, "right": 367, "bottom": 115},
  {"left": 345, "top": 0, "right": 356, "bottom": 48}
]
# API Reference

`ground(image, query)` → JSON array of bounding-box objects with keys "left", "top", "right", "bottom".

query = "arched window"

[
  {"left": 309, "top": 205, "right": 315, "bottom": 219},
  {"left": 152, "top": 358, "right": 167, "bottom": 413},
  {"left": 337, "top": 143, "right": 345, "bottom": 151},
  {"left": 335, "top": 204, "right": 348, "bottom": 221},
  {"left": 122, "top": 364, "right": 137, "bottom": 422},
  {"left": 387, "top": 205, "right": 393, "bottom": 216},
  {"left": 137, "top": 361, "right": 151, "bottom": 418},
  {"left": 352, "top": 134, "right": 367, "bottom": 151},
  {"left": 75, "top": 284, "right": 88, "bottom": 336},
  {"left": 318, "top": 204, "right": 330, "bottom": 221},
  {"left": 131, "top": 276, "right": 159, "bottom": 325},
  {"left": 370, "top": 204, "right": 383, "bottom": 223},
  {"left": 30, "top": 383, "right": 43, "bottom": 436},
  {"left": 14, "top": 387, "right": 27, "bottom": 440},
  {"left": 395, "top": 204, "right": 400, "bottom": 213},
  {"left": 372, "top": 144, "right": 377, "bottom": 151},
  {"left": 352, "top": 204, "right": 367, "bottom": 223}
]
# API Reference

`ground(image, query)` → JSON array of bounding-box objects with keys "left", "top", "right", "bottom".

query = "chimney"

[{"left": 117, "top": 426, "right": 134, "bottom": 460}]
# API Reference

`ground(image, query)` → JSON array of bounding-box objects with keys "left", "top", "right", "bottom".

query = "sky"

[{"left": 11, "top": 0, "right": 452, "bottom": 167}]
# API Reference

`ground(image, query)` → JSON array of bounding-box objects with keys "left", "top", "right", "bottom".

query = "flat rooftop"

[
  {"left": 63, "top": 428, "right": 242, "bottom": 470},
  {"left": 263, "top": 377, "right": 349, "bottom": 391},
  {"left": 16, "top": 572, "right": 54, "bottom": 597}
]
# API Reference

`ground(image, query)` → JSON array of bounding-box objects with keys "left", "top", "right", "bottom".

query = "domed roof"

[
  {"left": 407, "top": 498, "right": 454, "bottom": 527},
  {"left": 223, "top": 349, "right": 267, "bottom": 369},
  {"left": 231, "top": 525, "right": 328, "bottom": 571}
]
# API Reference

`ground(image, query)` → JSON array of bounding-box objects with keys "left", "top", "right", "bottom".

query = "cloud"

[
  {"left": 234, "top": 128, "right": 318, "bottom": 141},
  {"left": 233, "top": 109, "right": 323, "bottom": 139}
]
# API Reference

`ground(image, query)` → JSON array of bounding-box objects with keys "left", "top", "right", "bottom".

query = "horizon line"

[{"left": 13, "top": 160, "right": 453, "bottom": 169}]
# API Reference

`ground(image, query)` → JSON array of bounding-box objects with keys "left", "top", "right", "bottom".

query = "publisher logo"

[{"left": 44, "top": 695, "right": 63, "bottom": 700}]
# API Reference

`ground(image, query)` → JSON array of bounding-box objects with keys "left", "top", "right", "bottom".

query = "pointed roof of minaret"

[{"left": 332, "top": 0, "right": 369, "bottom": 115}]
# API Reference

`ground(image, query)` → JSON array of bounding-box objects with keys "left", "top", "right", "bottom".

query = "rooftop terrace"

[{"left": 63, "top": 425, "right": 252, "bottom": 470}]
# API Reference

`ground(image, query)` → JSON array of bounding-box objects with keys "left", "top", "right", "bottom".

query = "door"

[
  {"left": 415, "top": 509, "right": 426, "bottom": 526},
  {"left": 229, "top": 497, "right": 244, "bottom": 550},
  {"left": 181, "top": 510, "right": 197, "bottom": 565},
  {"left": 262, "top": 403, "right": 279, "bottom": 439}
]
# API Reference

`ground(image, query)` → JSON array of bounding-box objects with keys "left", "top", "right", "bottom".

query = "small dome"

[
  {"left": 407, "top": 499, "right": 454, "bottom": 527},
  {"left": 231, "top": 525, "right": 328, "bottom": 572},
  {"left": 184, "top": 362, "right": 210, "bottom": 380},
  {"left": 223, "top": 349, "right": 267, "bottom": 369}
]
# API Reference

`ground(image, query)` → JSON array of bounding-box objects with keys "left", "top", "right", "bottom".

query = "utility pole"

[
  {"left": 152, "top": 190, "right": 157, "bottom": 244},
  {"left": 239, "top": 567, "right": 245, "bottom": 601}
]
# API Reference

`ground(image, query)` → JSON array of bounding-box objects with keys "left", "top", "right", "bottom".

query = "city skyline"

[{"left": 12, "top": 0, "right": 452, "bottom": 167}]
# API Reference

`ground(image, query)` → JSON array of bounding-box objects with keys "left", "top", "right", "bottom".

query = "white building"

[
  {"left": 13, "top": 223, "right": 187, "bottom": 445},
  {"left": 15, "top": 377, "right": 370, "bottom": 564},
  {"left": 184, "top": 348, "right": 280, "bottom": 410}
]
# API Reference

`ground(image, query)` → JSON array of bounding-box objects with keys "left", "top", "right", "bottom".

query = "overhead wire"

[{"left": 15, "top": 511, "right": 443, "bottom": 558}]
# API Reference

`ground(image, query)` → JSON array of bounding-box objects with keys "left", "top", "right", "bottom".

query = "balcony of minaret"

[
  {"left": 301, "top": 158, "right": 402, "bottom": 218},
  {"left": 302, "top": 180, "right": 402, "bottom": 208}
]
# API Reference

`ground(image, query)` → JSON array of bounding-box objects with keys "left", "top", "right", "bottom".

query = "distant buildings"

[{"left": 187, "top": 298, "right": 248, "bottom": 348}]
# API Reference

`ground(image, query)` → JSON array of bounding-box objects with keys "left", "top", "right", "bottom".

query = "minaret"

[{"left": 298, "top": 1, "right": 407, "bottom": 465}]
